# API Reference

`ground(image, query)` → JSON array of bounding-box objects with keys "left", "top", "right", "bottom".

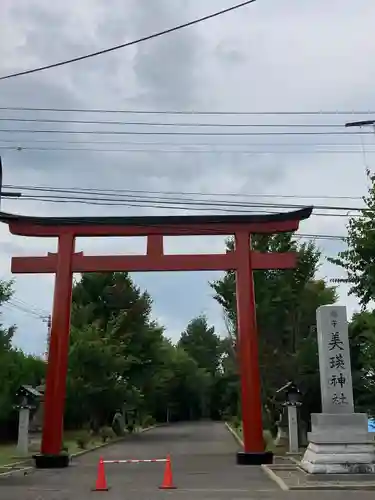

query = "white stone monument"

[{"left": 300, "top": 305, "right": 375, "bottom": 474}]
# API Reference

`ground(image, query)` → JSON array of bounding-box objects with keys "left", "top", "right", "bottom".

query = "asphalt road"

[{"left": 1, "top": 421, "right": 375, "bottom": 499}]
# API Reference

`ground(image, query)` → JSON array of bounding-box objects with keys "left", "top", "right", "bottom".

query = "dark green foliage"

[
  {"left": 210, "top": 234, "right": 337, "bottom": 426},
  {"left": 0, "top": 280, "right": 45, "bottom": 439},
  {"left": 65, "top": 272, "right": 222, "bottom": 429},
  {"left": 328, "top": 170, "right": 375, "bottom": 308}
]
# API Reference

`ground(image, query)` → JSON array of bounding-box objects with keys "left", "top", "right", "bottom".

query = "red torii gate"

[{"left": 0, "top": 207, "right": 312, "bottom": 468}]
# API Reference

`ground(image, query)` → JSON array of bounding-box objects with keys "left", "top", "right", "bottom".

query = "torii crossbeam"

[{"left": 0, "top": 207, "right": 312, "bottom": 468}]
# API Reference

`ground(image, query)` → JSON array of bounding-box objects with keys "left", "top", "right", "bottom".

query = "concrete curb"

[
  {"left": 0, "top": 424, "right": 162, "bottom": 475},
  {"left": 225, "top": 422, "right": 244, "bottom": 448},
  {"left": 261, "top": 465, "right": 290, "bottom": 491},
  {"left": 0, "top": 466, "right": 34, "bottom": 478}
]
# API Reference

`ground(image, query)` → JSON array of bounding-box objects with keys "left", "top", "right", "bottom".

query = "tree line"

[{"left": 2, "top": 173, "right": 375, "bottom": 441}]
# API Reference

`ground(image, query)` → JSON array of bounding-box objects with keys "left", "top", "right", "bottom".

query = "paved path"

[{"left": 1, "top": 421, "right": 375, "bottom": 499}]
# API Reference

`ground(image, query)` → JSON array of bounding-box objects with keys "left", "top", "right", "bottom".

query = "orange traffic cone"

[
  {"left": 92, "top": 457, "right": 109, "bottom": 492},
  {"left": 159, "top": 454, "right": 176, "bottom": 489}
]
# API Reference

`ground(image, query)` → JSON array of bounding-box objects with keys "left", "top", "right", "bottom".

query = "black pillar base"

[
  {"left": 236, "top": 451, "right": 274, "bottom": 465},
  {"left": 33, "top": 453, "right": 70, "bottom": 469}
]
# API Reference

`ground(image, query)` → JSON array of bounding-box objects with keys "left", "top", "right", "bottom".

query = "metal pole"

[{"left": 345, "top": 120, "right": 375, "bottom": 178}]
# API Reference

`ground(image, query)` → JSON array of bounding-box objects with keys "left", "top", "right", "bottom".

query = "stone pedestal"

[{"left": 300, "top": 413, "right": 375, "bottom": 474}]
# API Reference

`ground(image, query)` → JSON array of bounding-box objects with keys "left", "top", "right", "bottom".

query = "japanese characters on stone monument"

[
  {"left": 300, "top": 305, "right": 375, "bottom": 474},
  {"left": 316, "top": 305, "right": 354, "bottom": 414}
]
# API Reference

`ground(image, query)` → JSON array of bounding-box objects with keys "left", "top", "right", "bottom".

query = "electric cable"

[
  {"left": 3, "top": 183, "right": 363, "bottom": 201},
  {"left": 0, "top": 128, "right": 372, "bottom": 136},
  {"left": 1, "top": 107, "right": 375, "bottom": 115},
  {"left": 0, "top": 0, "right": 256, "bottom": 81},
  {"left": 0, "top": 185, "right": 367, "bottom": 212},
  {"left": 0, "top": 117, "right": 364, "bottom": 127}
]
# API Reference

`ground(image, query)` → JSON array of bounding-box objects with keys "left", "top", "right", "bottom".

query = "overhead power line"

[
  {"left": 2, "top": 146, "right": 375, "bottom": 155},
  {"left": 3, "top": 183, "right": 364, "bottom": 201},
  {"left": 0, "top": 0, "right": 256, "bottom": 81},
  {"left": 11, "top": 297, "right": 49, "bottom": 317},
  {"left": 11, "top": 197, "right": 360, "bottom": 218},
  {"left": 0, "top": 186, "right": 366, "bottom": 211},
  {"left": 1, "top": 107, "right": 375, "bottom": 115},
  {"left": 0, "top": 184, "right": 350, "bottom": 242},
  {"left": 0, "top": 139, "right": 372, "bottom": 146},
  {"left": 1, "top": 190, "right": 365, "bottom": 218},
  {"left": 0, "top": 128, "right": 372, "bottom": 136},
  {"left": 4, "top": 299, "right": 49, "bottom": 320},
  {"left": 0, "top": 117, "right": 362, "bottom": 127}
]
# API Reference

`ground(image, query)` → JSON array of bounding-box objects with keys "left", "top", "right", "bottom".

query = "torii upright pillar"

[
  {"left": 0, "top": 207, "right": 312, "bottom": 468},
  {"left": 235, "top": 230, "right": 266, "bottom": 463}
]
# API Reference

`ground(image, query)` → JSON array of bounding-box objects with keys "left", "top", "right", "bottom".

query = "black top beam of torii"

[{"left": 0, "top": 207, "right": 313, "bottom": 227}]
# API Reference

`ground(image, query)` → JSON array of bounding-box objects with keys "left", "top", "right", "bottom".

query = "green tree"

[
  {"left": 347, "top": 310, "right": 375, "bottom": 414},
  {"left": 178, "top": 315, "right": 222, "bottom": 375},
  {"left": 0, "top": 279, "right": 45, "bottom": 436},
  {"left": 0, "top": 280, "right": 16, "bottom": 352},
  {"left": 65, "top": 324, "right": 129, "bottom": 429},
  {"left": 210, "top": 234, "right": 337, "bottom": 425},
  {"left": 328, "top": 169, "right": 375, "bottom": 308},
  {"left": 67, "top": 272, "right": 197, "bottom": 428},
  {"left": 66, "top": 271, "right": 260, "bottom": 429}
]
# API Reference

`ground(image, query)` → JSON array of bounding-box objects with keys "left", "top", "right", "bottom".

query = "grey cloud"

[
  {"left": 1, "top": 0, "right": 374, "bottom": 353},
  {"left": 131, "top": 0, "right": 201, "bottom": 109}
]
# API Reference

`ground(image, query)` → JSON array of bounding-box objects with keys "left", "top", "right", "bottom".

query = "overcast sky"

[{"left": 0, "top": 0, "right": 374, "bottom": 356}]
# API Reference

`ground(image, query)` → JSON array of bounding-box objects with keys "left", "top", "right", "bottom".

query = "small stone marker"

[
  {"left": 287, "top": 405, "right": 299, "bottom": 454},
  {"left": 17, "top": 406, "right": 30, "bottom": 456},
  {"left": 316, "top": 305, "right": 354, "bottom": 414}
]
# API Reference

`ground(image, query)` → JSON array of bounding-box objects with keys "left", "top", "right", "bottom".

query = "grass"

[
  {"left": 229, "top": 422, "right": 277, "bottom": 453},
  {"left": 0, "top": 422, "right": 156, "bottom": 466},
  {"left": 62, "top": 430, "right": 106, "bottom": 455},
  {"left": 0, "top": 430, "right": 114, "bottom": 467},
  {"left": 230, "top": 422, "right": 306, "bottom": 456},
  {"left": 0, "top": 444, "right": 22, "bottom": 467}
]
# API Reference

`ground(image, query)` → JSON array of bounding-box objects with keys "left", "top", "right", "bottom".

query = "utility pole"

[
  {"left": 0, "top": 156, "right": 22, "bottom": 208},
  {"left": 345, "top": 120, "right": 375, "bottom": 178},
  {"left": 345, "top": 120, "right": 375, "bottom": 129},
  {"left": 45, "top": 315, "right": 52, "bottom": 361}
]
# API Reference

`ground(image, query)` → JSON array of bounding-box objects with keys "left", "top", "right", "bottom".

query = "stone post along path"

[{"left": 300, "top": 305, "right": 375, "bottom": 474}]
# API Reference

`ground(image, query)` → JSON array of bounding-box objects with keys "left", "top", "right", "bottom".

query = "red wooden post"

[
  {"left": 235, "top": 231, "right": 268, "bottom": 464},
  {"left": 0, "top": 207, "right": 312, "bottom": 468},
  {"left": 40, "top": 233, "right": 75, "bottom": 464}
]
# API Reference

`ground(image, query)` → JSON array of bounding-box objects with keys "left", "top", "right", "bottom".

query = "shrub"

[
  {"left": 142, "top": 415, "right": 156, "bottom": 428},
  {"left": 221, "top": 410, "right": 232, "bottom": 422},
  {"left": 126, "top": 422, "right": 135, "bottom": 434},
  {"left": 75, "top": 430, "right": 91, "bottom": 450},
  {"left": 230, "top": 415, "right": 241, "bottom": 429},
  {"left": 99, "top": 426, "right": 115, "bottom": 443},
  {"left": 61, "top": 442, "right": 69, "bottom": 453}
]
